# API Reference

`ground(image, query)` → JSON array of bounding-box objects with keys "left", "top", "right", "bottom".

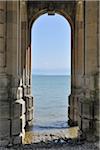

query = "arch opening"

[{"left": 29, "top": 13, "right": 75, "bottom": 140}]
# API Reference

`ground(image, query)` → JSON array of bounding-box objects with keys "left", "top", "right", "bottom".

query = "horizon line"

[{"left": 32, "top": 74, "right": 71, "bottom": 76}]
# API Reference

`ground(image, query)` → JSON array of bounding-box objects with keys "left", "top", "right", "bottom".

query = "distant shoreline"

[{"left": 32, "top": 74, "right": 71, "bottom": 76}]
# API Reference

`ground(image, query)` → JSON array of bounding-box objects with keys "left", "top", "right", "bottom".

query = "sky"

[{"left": 31, "top": 13, "right": 71, "bottom": 75}]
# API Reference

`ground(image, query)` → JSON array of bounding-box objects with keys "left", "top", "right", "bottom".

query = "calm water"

[{"left": 32, "top": 75, "right": 71, "bottom": 131}]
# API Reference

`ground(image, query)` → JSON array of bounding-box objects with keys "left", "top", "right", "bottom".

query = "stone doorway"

[{"left": 27, "top": 12, "right": 73, "bottom": 143}]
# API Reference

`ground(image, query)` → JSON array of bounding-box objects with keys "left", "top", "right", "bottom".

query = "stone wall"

[
  {"left": 0, "top": 1, "right": 32, "bottom": 145},
  {"left": 0, "top": 1, "right": 10, "bottom": 145},
  {"left": 0, "top": 0, "right": 99, "bottom": 146},
  {"left": 78, "top": 1, "right": 100, "bottom": 137}
]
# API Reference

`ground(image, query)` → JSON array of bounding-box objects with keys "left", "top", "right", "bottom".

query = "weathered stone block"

[
  {"left": 73, "top": 96, "right": 78, "bottom": 109},
  {"left": 0, "top": 89, "right": 8, "bottom": 101},
  {"left": 13, "top": 128, "right": 25, "bottom": 144},
  {"left": 27, "top": 119, "right": 33, "bottom": 126},
  {"left": 95, "top": 120, "right": 100, "bottom": 137},
  {"left": 86, "top": 2, "right": 98, "bottom": 24},
  {"left": 17, "top": 87, "right": 23, "bottom": 99},
  {"left": 0, "top": 10, "right": 5, "bottom": 23},
  {"left": 82, "top": 118, "right": 89, "bottom": 131},
  {"left": 25, "top": 76, "right": 29, "bottom": 86},
  {"left": 0, "top": 138, "right": 10, "bottom": 146},
  {"left": 11, "top": 88, "right": 17, "bottom": 99},
  {"left": 0, "top": 67, "right": 5, "bottom": 73},
  {"left": 78, "top": 116, "right": 81, "bottom": 129},
  {"left": 82, "top": 103, "right": 91, "bottom": 119},
  {"left": 13, "top": 135, "right": 22, "bottom": 145},
  {"left": 23, "top": 85, "right": 27, "bottom": 96},
  {"left": 27, "top": 86, "right": 31, "bottom": 95},
  {"left": 0, "top": 38, "right": 4, "bottom": 53},
  {"left": 0, "top": 53, "right": 5, "bottom": 67},
  {"left": 12, "top": 86, "right": 23, "bottom": 100},
  {"left": 10, "top": 77, "right": 19, "bottom": 87},
  {"left": 0, "top": 74, "right": 9, "bottom": 88},
  {"left": 7, "top": 23, "right": 17, "bottom": 38},
  {"left": 12, "top": 118, "right": 21, "bottom": 135},
  {"left": 25, "top": 95, "right": 33, "bottom": 109},
  {"left": 0, "top": 102, "right": 10, "bottom": 119},
  {"left": 89, "top": 76, "right": 95, "bottom": 90},
  {"left": 86, "top": 23, "right": 97, "bottom": 37},
  {"left": 7, "top": 10, "right": 17, "bottom": 23},
  {"left": 0, "top": 1, "right": 5, "bottom": 9},
  {"left": 73, "top": 108, "right": 79, "bottom": 122},
  {"left": 68, "top": 106, "right": 74, "bottom": 121},
  {"left": 94, "top": 104, "right": 100, "bottom": 121},
  {"left": 0, "top": 119, "right": 10, "bottom": 138},
  {"left": 79, "top": 99, "right": 95, "bottom": 120},
  {"left": 68, "top": 95, "right": 74, "bottom": 107},
  {"left": 27, "top": 108, "right": 33, "bottom": 121},
  {"left": 0, "top": 24, "right": 4, "bottom": 37},
  {"left": 14, "top": 99, "right": 25, "bottom": 117},
  {"left": 12, "top": 114, "right": 25, "bottom": 135},
  {"left": 20, "top": 114, "right": 26, "bottom": 129}
]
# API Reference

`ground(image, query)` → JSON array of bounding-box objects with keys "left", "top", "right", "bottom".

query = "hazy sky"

[{"left": 31, "top": 13, "right": 71, "bottom": 75}]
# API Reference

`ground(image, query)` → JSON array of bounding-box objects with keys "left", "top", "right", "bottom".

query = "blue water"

[{"left": 32, "top": 75, "right": 71, "bottom": 131}]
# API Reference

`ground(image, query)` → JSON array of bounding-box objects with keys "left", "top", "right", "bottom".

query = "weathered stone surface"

[
  {"left": 25, "top": 95, "right": 33, "bottom": 108},
  {"left": 82, "top": 119, "right": 90, "bottom": 131},
  {"left": 13, "top": 100, "right": 25, "bottom": 118},
  {"left": 13, "top": 134, "right": 24, "bottom": 145},
  {"left": 0, "top": 10, "right": 5, "bottom": 23},
  {"left": 14, "top": 99, "right": 25, "bottom": 116},
  {"left": 17, "top": 87, "right": 23, "bottom": 100},
  {"left": 0, "top": 102, "right": 10, "bottom": 119},
  {"left": 0, "top": 1, "right": 5, "bottom": 10},
  {"left": 27, "top": 108, "right": 33, "bottom": 121},
  {"left": 0, "top": 0, "right": 99, "bottom": 146},
  {"left": 12, "top": 115, "right": 25, "bottom": 135},
  {"left": 0, "top": 138, "right": 10, "bottom": 146},
  {"left": 0, "top": 89, "right": 8, "bottom": 101},
  {"left": 95, "top": 120, "right": 100, "bottom": 137},
  {"left": 0, "top": 75, "right": 8, "bottom": 88},
  {"left": 0, "top": 38, "right": 4, "bottom": 53},
  {"left": 0, "top": 24, "right": 4, "bottom": 37},
  {"left": 0, "top": 53, "right": 5, "bottom": 67},
  {"left": 94, "top": 104, "right": 100, "bottom": 121},
  {"left": 0, "top": 119, "right": 10, "bottom": 138}
]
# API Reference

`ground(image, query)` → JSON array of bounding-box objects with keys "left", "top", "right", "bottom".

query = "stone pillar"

[
  {"left": 24, "top": 46, "right": 33, "bottom": 126},
  {"left": 20, "top": 1, "right": 33, "bottom": 127},
  {"left": 78, "top": 1, "right": 100, "bottom": 139},
  {"left": 0, "top": 1, "right": 11, "bottom": 146},
  {"left": 0, "top": 1, "right": 26, "bottom": 145},
  {"left": 68, "top": 1, "right": 84, "bottom": 126}
]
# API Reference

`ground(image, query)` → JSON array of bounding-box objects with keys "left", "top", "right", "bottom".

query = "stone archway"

[
  {"left": 27, "top": 1, "right": 77, "bottom": 127},
  {"left": 0, "top": 0, "right": 99, "bottom": 146}
]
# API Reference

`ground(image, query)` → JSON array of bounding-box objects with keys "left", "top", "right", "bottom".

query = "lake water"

[{"left": 32, "top": 75, "right": 71, "bottom": 132}]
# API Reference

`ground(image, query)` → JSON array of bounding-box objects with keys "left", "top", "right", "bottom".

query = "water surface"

[{"left": 32, "top": 75, "right": 71, "bottom": 131}]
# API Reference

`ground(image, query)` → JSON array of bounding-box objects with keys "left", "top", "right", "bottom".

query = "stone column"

[
  {"left": 0, "top": 1, "right": 11, "bottom": 146},
  {"left": 24, "top": 46, "right": 33, "bottom": 126},
  {"left": 78, "top": 1, "right": 100, "bottom": 139},
  {"left": 20, "top": 1, "right": 33, "bottom": 127},
  {"left": 2, "top": 1, "right": 25, "bottom": 145},
  {"left": 68, "top": 1, "right": 84, "bottom": 126}
]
